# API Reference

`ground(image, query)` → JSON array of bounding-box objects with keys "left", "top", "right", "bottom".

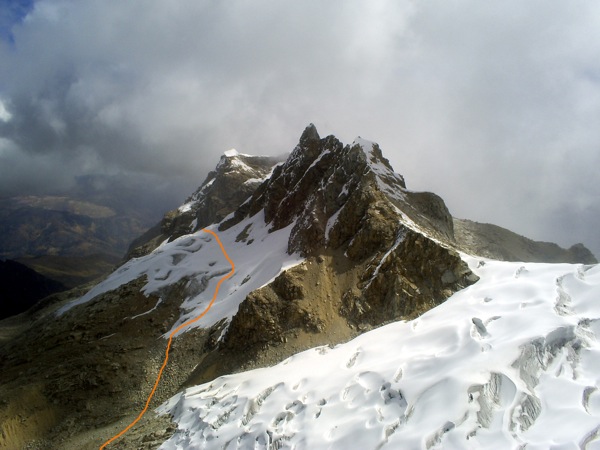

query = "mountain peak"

[
  {"left": 128, "top": 124, "right": 595, "bottom": 265},
  {"left": 299, "top": 123, "right": 320, "bottom": 144},
  {"left": 0, "top": 126, "right": 598, "bottom": 448},
  {"left": 125, "top": 151, "right": 285, "bottom": 259},
  {"left": 220, "top": 126, "right": 453, "bottom": 255}
]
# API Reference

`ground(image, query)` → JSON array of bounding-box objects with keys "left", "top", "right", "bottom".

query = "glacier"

[{"left": 157, "top": 256, "right": 600, "bottom": 449}]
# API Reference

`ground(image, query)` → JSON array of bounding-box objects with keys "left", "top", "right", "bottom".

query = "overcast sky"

[{"left": 1, "top": 0, "right": 599, "bottom": 257}]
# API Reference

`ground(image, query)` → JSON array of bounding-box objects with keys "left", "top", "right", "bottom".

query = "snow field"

[
  {"left": 157, "top": 257, "right": 600, "bottom": 449},
  {"left": 57, "top": 210, "right": 303, "bottom": 337}
]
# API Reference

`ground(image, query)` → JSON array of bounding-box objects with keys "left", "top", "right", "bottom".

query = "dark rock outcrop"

[
  {"left": 220, "top": 126, "right": 452, "bottom": 255},
  {"left": 126, "top": 152, "right": 285, "bottom": 259},
  {"left": 0, "top": 260, "right": 65, "bottom": 320},
  {"left": 356, "top": 229, "right": 478, "bottom": 323},
  {"left": 213, "top": 125, "right": 478, "bottom": 370}
]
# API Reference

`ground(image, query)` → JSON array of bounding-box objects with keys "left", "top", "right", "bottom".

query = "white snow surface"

[
  {"left": 56, "top": 211, "right": 303, "bottom": 337},
  {"left": 158, "top": 257, "right": 600, "bottom": 449},
  {"left": 229, "top": 157, "right": 255, "bottom": 172}
]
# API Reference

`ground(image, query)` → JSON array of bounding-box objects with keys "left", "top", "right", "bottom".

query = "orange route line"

[{"left": 100, "top": 228, "right": 235, "bottom": 449}]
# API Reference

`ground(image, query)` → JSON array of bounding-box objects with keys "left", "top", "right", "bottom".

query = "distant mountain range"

[{"left": 0, "top": 194, "right": 160, "bottom": 289}]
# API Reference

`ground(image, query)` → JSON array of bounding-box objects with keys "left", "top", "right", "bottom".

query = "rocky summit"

[
  {"left": 125, "top": 151, "right": 286, "bottom": 260},
  {"left": 0, "top": 125, "right": 596, "bottom": 449}
]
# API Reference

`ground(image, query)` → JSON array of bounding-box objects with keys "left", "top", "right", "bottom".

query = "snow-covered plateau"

[{"left": 157, "top": 256, "right": 600, "bottom": 449}]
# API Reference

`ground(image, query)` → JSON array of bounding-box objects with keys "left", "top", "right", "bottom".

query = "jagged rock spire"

[{"left": 299, "top": 123, "right": 320, "bottom": 144}]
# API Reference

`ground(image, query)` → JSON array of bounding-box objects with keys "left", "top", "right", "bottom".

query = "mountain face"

[
  {"left": 0, "top": 259, "right": 65, "bottom": 320},
  {"left": 125, "top": 151, "right": 286, "bottom": 260},
  {"left": 454, "top": 218, "right": 597, "bottom": 264},
  {"left": 220, "top": 125, "right": 455, "bottom": 252},
  {"left": 0, "top": 125, "right": 597, "bottom": 449},
  {"left": 212, "top": 125, "right": 476, "bottom": 368}
]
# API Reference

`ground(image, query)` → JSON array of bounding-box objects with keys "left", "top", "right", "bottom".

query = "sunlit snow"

[
  {"left": 157, "top": 257, "right": 600, "bottom": 449},
  {"left": 56, "top": 210, "right": 304, "bottom": 337}
]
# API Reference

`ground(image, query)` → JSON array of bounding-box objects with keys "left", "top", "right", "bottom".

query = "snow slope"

[
  {"left": 57, "top": 211, "right": 303, "bottom": 336},
  {"left": 157, "top": 257, "right": 600, "bottom": 449}
]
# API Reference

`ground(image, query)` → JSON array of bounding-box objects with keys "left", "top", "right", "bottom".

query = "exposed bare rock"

[
  {"left": 0, "top": 277, "right": 210, "bottom": 449},
  {"left": 199, "top": 119, "right": 479, "bottom": 371},
  {"left": 357, "top": 228, "right": 477, "bottom": 324},
  {"left": 220, "top": 125, "right": 454, "bottom": 256},
  {"left": 126, "top": 152, "right": 285, "bottom": 259},
  {"left": 454, "top": 218, "right": 597, "bottom": 264},
  {"left": 189, "top": 125, "right": 479, "bottom": 378}
]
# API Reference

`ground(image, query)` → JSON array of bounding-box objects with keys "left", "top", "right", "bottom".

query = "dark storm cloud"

[{"left": 1, "top": 0, "right": 599, "bottom": 256}]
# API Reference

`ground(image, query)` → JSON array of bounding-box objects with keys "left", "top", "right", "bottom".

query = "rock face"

[
  {"left": 221, "top": 125, "right": 452, "bottom": 252},
  {"left": 126, "top": 151, "right": 285, "bottom": 259},
  {"left": 454, "top": 219, "right": 598, "bottom": 264},
  {"left": 209, "top": 125, "right": 477, "bottom": 375}
]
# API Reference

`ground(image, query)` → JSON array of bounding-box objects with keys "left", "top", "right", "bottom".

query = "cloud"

[
  {"left": 1, "top": 0, "right": 599, "bottom": 256},
  {"left": 0, "top": 99, "right": 11, "bottom": 122}
]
